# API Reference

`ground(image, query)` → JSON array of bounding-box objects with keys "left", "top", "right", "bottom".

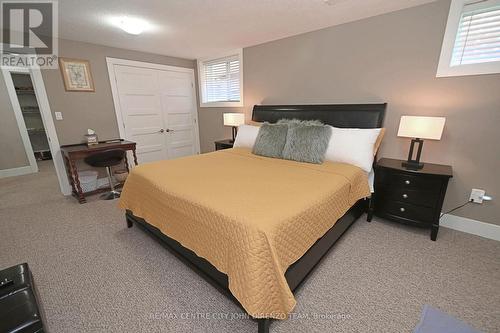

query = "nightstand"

[
  {"left": 214, "top": 139, "right": 234, "bottom": 151},
  {"left": 373, "top": 158, "right": 452, "bottom": 241}
]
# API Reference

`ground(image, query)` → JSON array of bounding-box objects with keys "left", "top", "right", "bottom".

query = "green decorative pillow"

[
  {"left": 282, "top": 124, "right": 332, "bottom": 164},
  {"left": 252, "top": 123, "right": 288, "bottom": 158}
]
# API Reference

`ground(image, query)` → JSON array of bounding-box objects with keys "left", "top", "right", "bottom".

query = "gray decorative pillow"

[
  {"left": 277, "top": 118, "right": 324, "bottom": 127},
  {"left": 252, "top": 123, "right": 288, "bottom": 158},
  {"left": 282, "top": 124, "right": 332, "bottom": 164}
]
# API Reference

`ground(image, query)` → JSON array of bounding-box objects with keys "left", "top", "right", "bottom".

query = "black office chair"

[{"left": 84, "top": 149, "right": 126, "bottom": 200}]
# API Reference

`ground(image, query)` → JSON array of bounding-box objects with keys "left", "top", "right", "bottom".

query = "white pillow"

[
  {"left": 324, "top": 126, "right": 381, "bottom": 172},
  {"left": 233, "top": 125, "right": 260, "bottom": 149}
]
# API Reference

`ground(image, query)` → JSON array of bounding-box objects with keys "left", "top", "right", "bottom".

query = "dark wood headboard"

[{"left": 252, "top": 103, "right": 386, "bottom": 128}]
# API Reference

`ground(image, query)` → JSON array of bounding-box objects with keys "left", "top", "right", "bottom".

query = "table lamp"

[
  {"left": 397, "top": 116, "right": 446, "bottom": 170},
  {"left": 223, "top": 113, "right": 245, "bottom": 142}
]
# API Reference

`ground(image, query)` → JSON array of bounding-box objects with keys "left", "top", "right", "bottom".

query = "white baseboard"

[
  {"left": 441, "top": 214, "right": 500, "bottom": 241},
  {"left": 0, "top": 166, "right": 35, "bottom": 178}
]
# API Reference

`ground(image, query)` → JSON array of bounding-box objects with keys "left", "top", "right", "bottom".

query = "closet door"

[
  {"left": 114, "top": 65, "right": 168, "bottom": 163},
  {"left": 112, "top": 62, "right": 199, "bottom": 164},
  {"left": 158, "top": 70, "right": 199, "bottom": 159}
]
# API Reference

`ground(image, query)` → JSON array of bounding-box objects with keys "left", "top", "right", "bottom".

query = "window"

[
  {"left": 197, "top": 50, "right": 243, "bottom": 107},
  {"left": 437, "top": 0, "right": 500, "bottom": 77}
]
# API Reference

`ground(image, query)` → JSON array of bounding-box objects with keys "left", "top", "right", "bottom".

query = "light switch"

[{"left": 55, "top": 112, "right": 63, "bottom": 120}]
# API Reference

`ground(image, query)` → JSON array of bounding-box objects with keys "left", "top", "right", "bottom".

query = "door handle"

[
  {"left": 166, "top": 129, "right": 174, "bottom": 133},
  {"left": 158, "top": 129, "right": 165, "bottom": 133}
]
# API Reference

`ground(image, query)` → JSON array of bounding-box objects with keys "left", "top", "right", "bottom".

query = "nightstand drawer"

[
  {"left": 375, "top": 200, "right": 435, "bottom": 224},
  {"left": 376, "top": 188, "right": 439, "bottom": 208},
  {"left": 378, "top": 171, "right": 441, "bottom": 191}
]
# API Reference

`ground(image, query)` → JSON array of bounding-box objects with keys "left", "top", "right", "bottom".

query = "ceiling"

[{"left": 58, "top": 0, "right": 438, "bottom": 60}]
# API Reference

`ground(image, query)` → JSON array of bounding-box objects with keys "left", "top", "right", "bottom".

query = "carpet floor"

[{"left": 0, "top": 161, "right": 499, "bottom": 333}]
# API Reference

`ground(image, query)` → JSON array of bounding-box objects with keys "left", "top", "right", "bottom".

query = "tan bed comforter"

[{"left": 118, "top": 148, "right": 370, "bottom": 319}]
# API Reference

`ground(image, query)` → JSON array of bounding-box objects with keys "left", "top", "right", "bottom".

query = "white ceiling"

[{"left": 58, "top": 0, "right": 438, "bottom": 60}]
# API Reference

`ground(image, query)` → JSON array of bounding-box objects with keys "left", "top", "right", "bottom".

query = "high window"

[
  {"left": 198, "top": 50, "right": 243, "bottom": 107},
  {"left": 437, "top": 0, "right": 500, "bottom": 77}
]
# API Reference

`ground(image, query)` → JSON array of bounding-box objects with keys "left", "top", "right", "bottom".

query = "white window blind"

[
  {"left": 451, "top": 2, "right": 500, "bottom": 66},
  {"left": 202, "top": 55, "right": 241, "bottom": 103}
]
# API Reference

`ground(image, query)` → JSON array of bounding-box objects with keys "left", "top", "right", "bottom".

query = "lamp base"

[
  {"left": 403, "top": 138, "right": 425, "bottom": 170},
  {"left": 402, "top": 160, "right": 424, "bottom": 170},
  {"left": 231, "top": 126, "right": 237, "bottom": 142}
]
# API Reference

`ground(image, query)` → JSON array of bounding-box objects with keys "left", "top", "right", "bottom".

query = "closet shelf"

[
  {"left": 15, "top": 88, "right": 35, "bottom": 95},
  {"left": 27, "top": 128, "right": 46, "bottom": 133},
  {"left": 21, "top": 106, "right": 40, "bottom": 114}
]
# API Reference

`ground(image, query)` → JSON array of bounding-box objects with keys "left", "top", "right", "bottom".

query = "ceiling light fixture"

[{"left": 111, "top": 16, "right": 151, "bottom": 35}]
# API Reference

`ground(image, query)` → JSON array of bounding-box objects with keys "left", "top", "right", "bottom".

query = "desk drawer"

[
  {"left": 376, "top": 188, "right": 439, "bottom": 208},
  {"left": 375, "top": 200, "right": 435, "bottom": 225}
]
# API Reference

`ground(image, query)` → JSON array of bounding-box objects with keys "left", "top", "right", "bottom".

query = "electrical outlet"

[
  {"left": 55, "top": 112, "right": 63, "bottom": 120},
  {"left": 469, "top": 188, "right": 486, "bottom": 204}
]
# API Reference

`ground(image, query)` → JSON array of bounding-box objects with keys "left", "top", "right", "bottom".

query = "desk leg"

[
  {"left": 132, "top": 147, "right": 138, "bottom": 166},
  {"left": 64, "top": 156, "right": 77, "bottom": 195},
  {"left": 68, "top": 157, "right": 86, "bottom": 204},
  {"left": 123, "top": 154, "right": 130, "bottom": 173}
]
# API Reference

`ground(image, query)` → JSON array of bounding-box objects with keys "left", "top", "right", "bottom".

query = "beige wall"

[
  {"left": 198, "top": 0, "right": 500, "bottom": 225},
  {"left": 42, "top": 38, "right": 195, "bottom": 145},
  {"left": 0, "top": 75, "right": 29, "bottom": 170}
]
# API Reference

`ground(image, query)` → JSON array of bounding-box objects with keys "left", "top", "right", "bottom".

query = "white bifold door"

[{"left": 109, "top": 59, "right": 200, "bottom": 164}]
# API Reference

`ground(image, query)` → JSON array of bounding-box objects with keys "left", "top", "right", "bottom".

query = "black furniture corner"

[
  {"left": 214, "top": 139, "right": 234, "bottom": 151},
  {"left": 373, "top": 158, "right": 452, "bottom": 241},
  {"left": 0, "top": 263, "right": 45, "bottom": 333},
  {"left": 127, "top": 103, "right": 387, "bottom": 333}
]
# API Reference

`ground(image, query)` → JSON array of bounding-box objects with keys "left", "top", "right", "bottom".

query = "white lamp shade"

[
  {"left": 223, "top": 113, "right": 245, "bottom": 127},
  {"left": 397, "top": 116, "right": 446, "bottom": 140}
]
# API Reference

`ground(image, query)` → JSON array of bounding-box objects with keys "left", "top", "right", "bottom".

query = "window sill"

[
  {"left": 436, "top": 62, "right": 500, "bottom": 78},
  {"left": 200, "top": 101, "right": 244, "bottom": 108}
]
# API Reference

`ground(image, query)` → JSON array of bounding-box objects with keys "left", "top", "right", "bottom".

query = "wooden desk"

[{"left": 60, "top": 140, "right": 137, "bottom": 203}]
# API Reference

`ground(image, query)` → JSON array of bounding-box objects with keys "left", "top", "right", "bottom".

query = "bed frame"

[{"left": 125, "top": 103, "right": 386, "bottom": 333}]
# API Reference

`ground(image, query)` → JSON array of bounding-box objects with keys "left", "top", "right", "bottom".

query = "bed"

[{"left": 120, "top": 103, "right": 386, "bottom": 333}]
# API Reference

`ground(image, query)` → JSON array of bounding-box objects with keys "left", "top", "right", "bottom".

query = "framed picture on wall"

[{"left": 59, "top": 57, "right": 95, "bottom": 92}]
